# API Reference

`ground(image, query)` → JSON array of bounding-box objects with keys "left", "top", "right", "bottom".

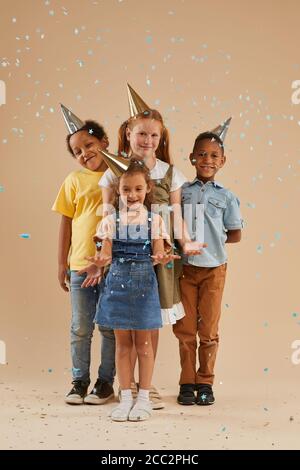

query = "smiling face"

[
  {"left": 69, "top": 130, "right": 109, "bottom": 172},
  {"left": 190, "top": 138, "right": 226, "bottom": 183},
  {"left": 118, "top": 172, "right": 151, "bottom": 211},
  {"left": 126, "top": 118, "right": 161, "bottom": 162}
]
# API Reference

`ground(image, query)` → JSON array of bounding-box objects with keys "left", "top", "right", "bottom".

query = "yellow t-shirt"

[{"left": 52, "top": 168, "right": 104, "bottom": 270}]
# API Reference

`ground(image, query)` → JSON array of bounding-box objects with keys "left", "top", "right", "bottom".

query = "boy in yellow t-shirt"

[{"left": 52, "top": 116, "right": 115, "bottom": 405}]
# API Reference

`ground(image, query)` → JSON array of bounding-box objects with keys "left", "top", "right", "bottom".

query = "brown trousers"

[{"left": 173, "top": 263, "right": 227, "bottom": 386}]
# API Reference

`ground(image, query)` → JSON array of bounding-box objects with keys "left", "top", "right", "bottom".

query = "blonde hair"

[{"left": 118, "top": 109, "right": 171, "bottom": 164}]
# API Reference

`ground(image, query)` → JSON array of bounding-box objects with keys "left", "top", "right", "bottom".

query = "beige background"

[{"left": 0, "top": 0, "right": 300, "bottom": 450}]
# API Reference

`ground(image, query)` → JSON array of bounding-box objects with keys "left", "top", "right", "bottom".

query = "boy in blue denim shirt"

[{"left": 173, "top": 130, "right": 242, "bottom": 406}]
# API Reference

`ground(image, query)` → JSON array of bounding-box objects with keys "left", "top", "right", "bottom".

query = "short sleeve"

[
  {"left": 51, "top": 174, "right": 76, "bottom": 218},
  {"left": 170, "top": 166, "right": 188, "bottom": 192},
  {"left": 223, "top": 194, "right": 243, "bottom": 230},
  {"left": 99, "top": 168, "right": 118, "bottom": 188}
]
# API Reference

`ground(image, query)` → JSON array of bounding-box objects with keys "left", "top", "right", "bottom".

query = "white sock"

[
  {"left": 112, "top": 389, "right": 133, "bottom": 414},
  {"left": 120, "top": 389, "right": 133, "bottom": 405},
  {"left": 137, "top": 388, "right": 150, "bottom": 404}
]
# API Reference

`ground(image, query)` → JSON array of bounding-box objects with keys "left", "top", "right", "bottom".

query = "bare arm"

[
  {"left": 85, "top": 239, "right": 113, "bottom": 267},
  {"left": 102, "top": 186, "right": 115, "bottom": 217},
  {"left": 58, "top": 215, "right": 72, "bottom": 292},
  {"left": 151, "top": 214, "right": 180, "bottom": 265},
  {"left": 226, "top": 229, "right": 242, "bottom": 243}
]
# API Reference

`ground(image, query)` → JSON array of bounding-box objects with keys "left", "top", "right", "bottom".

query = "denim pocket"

[
  {"left": 206, "top": 197, "right": 226, "bottom": 218},
  {"left": 182, "top": 192, "right": 193, "bottom": 204},
  {"left": 105, "top": 271, "right": 123, "bottom": 290}
]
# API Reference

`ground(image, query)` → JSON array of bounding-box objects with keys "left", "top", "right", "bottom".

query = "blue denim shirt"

[{"left": 181, "top": 178, "right": 243, "bottom": 267}]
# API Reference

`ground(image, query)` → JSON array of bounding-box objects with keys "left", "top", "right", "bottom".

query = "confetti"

[{"left": 19, "top": 233, "right": 31, "bottom": 239}]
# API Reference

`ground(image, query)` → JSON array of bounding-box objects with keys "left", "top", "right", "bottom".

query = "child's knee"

[
  {"left": 71, "top": 323, "right": 93, "bottom": 338},
  {"left": 99, "top": 327, "right": 115, "bottom": 341},
  {"left": 135, "top": 340, "right": 152, "bottom": 358}
]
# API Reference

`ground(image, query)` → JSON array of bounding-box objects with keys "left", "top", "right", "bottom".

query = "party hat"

[
  {"left": 100, "top": 149, "right": 130, "bottom": 177},
  {"left": 211, "top": 117, "right": 232, "bottom": 142},
  {"left": 127, "top": 83, "right": 150, "bottom": 118},
  {"left": 60, "top": 103, "right": 84, "bottom": 134}
]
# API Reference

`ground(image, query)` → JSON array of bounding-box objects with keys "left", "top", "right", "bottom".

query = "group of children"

[{"left": 52, "top": 85, "right": 243, "bottom": 422}]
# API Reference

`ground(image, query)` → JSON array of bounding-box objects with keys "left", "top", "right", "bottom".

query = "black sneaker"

[
  {"left": 196, "top": 384, "right": 215, "bottom": 406},
  {"left": 177, "top": 384, "right": 196, "bottom": 405},
  {"left": 84, "top": 379, "right": 114, "bottom": 405},
  {"left": 65, "top": 380, "right": 89, "bottom": 405}
]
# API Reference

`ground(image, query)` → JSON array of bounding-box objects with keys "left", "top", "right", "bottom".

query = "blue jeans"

[{"left": 70, "top": 271, "right": 115, "bottom": 384}]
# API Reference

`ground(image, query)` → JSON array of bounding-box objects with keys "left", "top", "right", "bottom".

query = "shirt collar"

[{"left": 188, "top": 178, "right": 224, "bottom": 189}]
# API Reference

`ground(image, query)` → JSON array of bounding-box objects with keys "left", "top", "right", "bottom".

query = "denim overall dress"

[{"left": 95, "top": 212, "right": 162, "bottom": 330}]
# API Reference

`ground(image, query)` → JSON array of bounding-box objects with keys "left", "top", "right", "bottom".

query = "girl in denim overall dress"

[
  {"left": 99, "top": 109, "right": 202, "bottom": 408},
  {"left": 86, "top": 161, "right": 180, "bottom": 421}
]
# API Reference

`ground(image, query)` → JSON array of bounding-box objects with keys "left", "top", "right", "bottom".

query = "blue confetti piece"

[
  {"left": 19, "top": 233, "right": 31, "bottom": 239},
  {"left": 274, "top": 232, "right": 281, "bottom": 241},
  {"left": 146, "top": 35, "right": 152, "bottom": 44},
  {"left": 48, "top": 368, "right": 53, "bottom": 373},
  {"left": 263, "top": 367, "right": 269, "bottom": 373},
  {"left": 292, "top": 312, "right": 299, "bottom": 318},
  {"left": 0, "top": 185, "right": 4, "bottom": 192}
]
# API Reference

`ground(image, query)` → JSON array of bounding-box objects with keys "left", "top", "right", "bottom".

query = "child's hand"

[
  {"left": 183, "top": 241, "right": 208, "bottom": 256},
  {"left": 77, "top": 265, "right": 103, "bottom": 288},
  {"left": 58, "top": 264, "right": 70, "bottom": 292},
  {"left": 152, "top": 252, "right": 181, "bottom": 266},
  {"left": 85, "top": 254, "right": 112, "bottom": 268}
]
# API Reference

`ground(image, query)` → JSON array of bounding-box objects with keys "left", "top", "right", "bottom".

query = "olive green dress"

[{"left": 152, "top": 165, "right": 185, "bottom": 324}]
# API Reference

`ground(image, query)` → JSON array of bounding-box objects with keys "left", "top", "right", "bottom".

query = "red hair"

[{"left": 118, "top": 109, "right": 171, "bottom": 164}]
